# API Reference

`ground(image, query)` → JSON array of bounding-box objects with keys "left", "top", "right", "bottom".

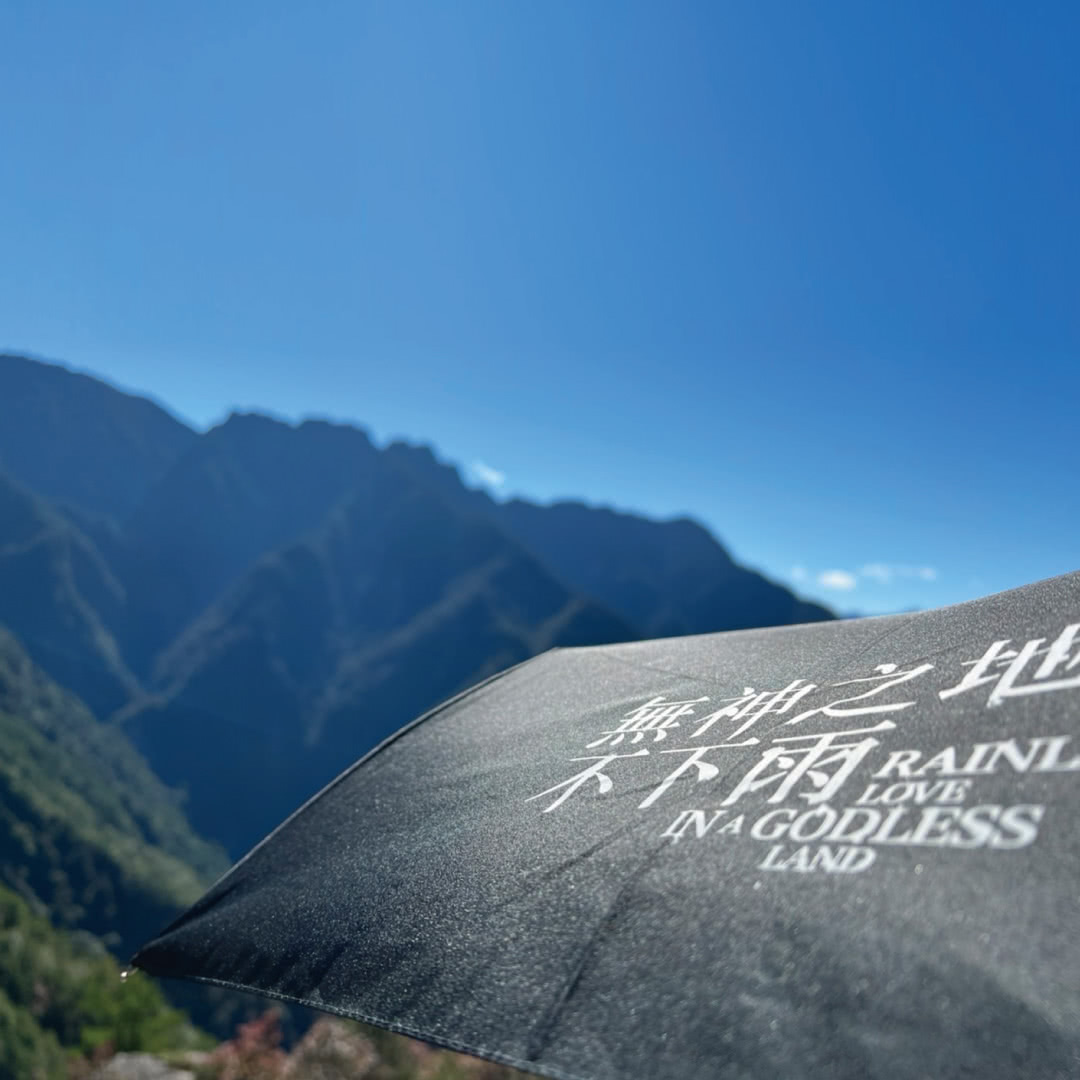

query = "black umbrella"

[{"left": 134, "top": 571, "right": 1080, "bottom": 1080}]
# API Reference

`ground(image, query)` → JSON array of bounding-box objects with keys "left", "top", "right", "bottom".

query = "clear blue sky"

[{"left": 2, "top": 1, "right": 1077, "bottom": 614}]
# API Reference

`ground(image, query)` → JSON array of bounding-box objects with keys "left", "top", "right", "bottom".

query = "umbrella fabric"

[{"left": 135, "top": 571, "right": 1080, "bottom": 1080}]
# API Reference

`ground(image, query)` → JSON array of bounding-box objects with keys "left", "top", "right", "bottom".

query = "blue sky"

[{"left": 2, "top": 1, "right": 1077, "bottom": 614}]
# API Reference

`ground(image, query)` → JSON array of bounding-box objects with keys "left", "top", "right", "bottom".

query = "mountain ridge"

[
  {"left": 0, "top": 470, "right": 141, "bottom": 715},
  {"left": 0, "top": 353, "right": 832, "bottom": 857}
]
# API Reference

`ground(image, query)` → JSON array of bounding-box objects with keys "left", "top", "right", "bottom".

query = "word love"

[{"left": 855, "top": 779, "right": 971, "bottom": 806}]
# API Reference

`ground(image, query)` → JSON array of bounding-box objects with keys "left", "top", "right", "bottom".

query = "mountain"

[
  {"left": 0, "top": 353, "right": 196, "bottom": 522},
  {"left": 0, "top": 625, "right": 227, "bottom": 955},
  {"left": 0, "top": 354, "right": 832, "bottom": 859},
  {"left": 125, "top": 465, "right": 637, "bottom": 854}
]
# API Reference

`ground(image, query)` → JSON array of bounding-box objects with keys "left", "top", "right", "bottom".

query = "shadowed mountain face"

[
  {"left": 121, "top": 412, "right": 383, "bottom": 669},
  {"left": 383, "top": 442, "right": 834, "bottom": 635},
  {"left": 128, "top": 470, "right": 637, "bottom": 853},
  {"left": 497, "top": 501, "right": 833, "bottom": 635},
  {"left": 0, "top": 354, "right": 832, "bottom": 856},
  {"left": 0, "top": 471, "right": 139, "bottom": 715}
]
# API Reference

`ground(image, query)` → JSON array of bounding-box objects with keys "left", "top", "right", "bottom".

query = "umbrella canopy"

[{"left": 134, "top": 571, "right": 1080, "bottom": 1080}]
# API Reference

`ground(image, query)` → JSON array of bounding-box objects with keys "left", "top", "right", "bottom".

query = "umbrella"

[{"left": 134, "top": 571, "right": 1080, "bottom": 1080}]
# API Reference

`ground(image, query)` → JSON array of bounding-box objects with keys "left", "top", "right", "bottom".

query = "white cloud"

[
  {"left": 790, "top": 565, "right": 808, "bottom": 582},
  {"left": 469, "top": 460, "right": 506, "bottom": 490},
  {"left": 818, "top": 569, "right": 858, "bottom": 591},
  {"left": 860, "top": 563, "right": 894, "bottom": 584},
  {"left": 858, "top": 563, "right": 939, "bottom": 585}
]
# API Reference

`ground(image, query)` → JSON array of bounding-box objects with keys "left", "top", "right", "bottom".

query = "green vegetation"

[
  {"left": 0, "top": 626, "right": 227, "bottom": 956},
  {"left": 0, "top": 884, "right": 210, "bottom": 1080}
]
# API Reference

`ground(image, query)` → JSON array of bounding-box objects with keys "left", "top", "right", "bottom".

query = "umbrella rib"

[
  {"left": 130, "top": 654, "right": 551, "bottom": 970},
  {"left": 524, "top": 837, "right": 669, "bottom": 1063}
]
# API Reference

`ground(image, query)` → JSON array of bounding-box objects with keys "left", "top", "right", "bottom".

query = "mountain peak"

[
  {"left": 0, "top": 353, "right": 197, "bottom": 520},
  {"left": 212, "top": 410, "right": 377, "bottom": 451},
  {"left": 219, "top": 409, "right": 289, "bottom": 429}
]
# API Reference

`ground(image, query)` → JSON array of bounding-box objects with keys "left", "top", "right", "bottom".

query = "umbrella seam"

[{"left": 589, "top": 648, "right": 715, "bottom": 685}]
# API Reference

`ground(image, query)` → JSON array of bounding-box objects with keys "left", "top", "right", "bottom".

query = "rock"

[
  {"left": 91, "top": 1053, "right": 195, "bottom": 1080},
  {"left": 284, "top": 1018, "right": 378, "bottom": 1079}
]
